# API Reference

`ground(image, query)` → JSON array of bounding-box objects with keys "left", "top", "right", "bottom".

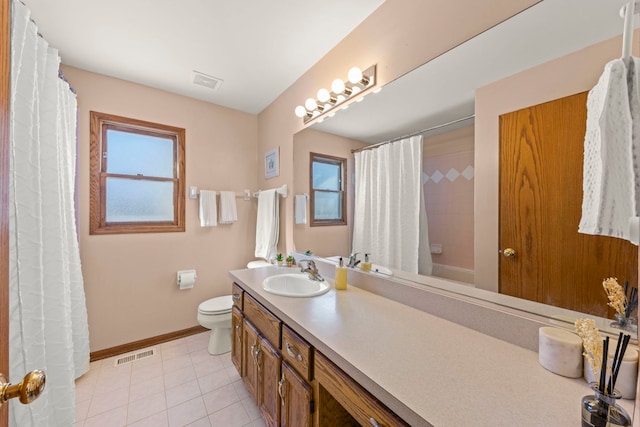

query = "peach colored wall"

[
  {"left": 423, "top": 126, "right": 474, "bottom": 270},
  {"left": 256, "top": 0, "right": 541, "bottom": 256},
  {"left": 474, "top": 34, "right": 635, "bottom": 292},
  {"left": 62, "top": 66, "right": 258, "bottom": 352},
  {"left": 292, "top": 128, "right": 367, "bottom": 257}
]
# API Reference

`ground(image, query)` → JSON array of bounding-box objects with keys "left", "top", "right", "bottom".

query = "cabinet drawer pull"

[
  {"left": 285, "top": 342, "right": 303, "bottom": 361},
  {"left": 232, "top": 294, "right": 241, "bottom": 300},
  {"left": 369, "top": 417, "right": 380, "bottom": 427},
  {"left": 235, "top": 323, "right": 241, "bottom": 338}
]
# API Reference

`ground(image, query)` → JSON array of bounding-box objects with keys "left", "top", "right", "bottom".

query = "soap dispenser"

[
  {"left": 335, "top": 257, "right": 347, "bottom": 290},
  {"left": 360, "top": 253, "right": 372, "bottom": 272}
]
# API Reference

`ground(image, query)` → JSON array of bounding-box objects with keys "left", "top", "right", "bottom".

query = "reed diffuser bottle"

[{"left": 580, "top": 332, "right": 632, "bottom": 427}]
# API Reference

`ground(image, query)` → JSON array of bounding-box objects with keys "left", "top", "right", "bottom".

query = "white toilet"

[
  {"left": 197, "top": 261, "right": 270, "bottom": 355},
  {"left": 247, "top": 259, "right": 271, "bottom": 268},
  {"left": 197, "top": 295, "right": 233, "bottom": 355}
]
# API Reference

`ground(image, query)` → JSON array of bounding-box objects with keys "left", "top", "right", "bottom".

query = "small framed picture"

[{"left": 265, "top": 147, "right": 279, "bottom": 179}]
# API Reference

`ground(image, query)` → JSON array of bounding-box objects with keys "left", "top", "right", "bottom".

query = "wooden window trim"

[
  {"left": 89, "top": 111, "right": 185, "bottom": 235},
  {"left": 309, "top": 152, "right": 347, "bottom": 227}
]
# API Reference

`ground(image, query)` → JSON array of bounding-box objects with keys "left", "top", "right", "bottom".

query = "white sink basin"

[{"left": 263, "top": 273, "right": 330, "bottom": 297}]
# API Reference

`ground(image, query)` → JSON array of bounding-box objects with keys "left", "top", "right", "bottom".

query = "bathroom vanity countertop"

[{"left": 229, "top": 266, "right": 632, "bottom": 427}]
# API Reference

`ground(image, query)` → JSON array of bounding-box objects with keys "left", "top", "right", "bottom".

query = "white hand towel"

[
  {"left": 294, "top": 194, "right": 307, "bottom": 224},
  {"left": 579, "top": 59, "right": 635, "bottom": 240},
  {"left": 199, "top": 190, "right": 218, "bottom": 227},
  {"left": 255, "top": 189, "right": 279, "bottom": 259},
  {"left": 219, "top": 191, "right": 238, "bottom": 224}
]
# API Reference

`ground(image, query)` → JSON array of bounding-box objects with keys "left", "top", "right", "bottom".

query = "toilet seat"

[
  {"left": 247, "top": 260, "right": 271, "bottom": 269},
  {"left": 198, "top": 295, "right": 233, "bottom": 315}
]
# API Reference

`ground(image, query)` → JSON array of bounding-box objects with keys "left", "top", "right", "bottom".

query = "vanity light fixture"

[{"left": 294, "top": 64, "right": 376, "bottom": 124}]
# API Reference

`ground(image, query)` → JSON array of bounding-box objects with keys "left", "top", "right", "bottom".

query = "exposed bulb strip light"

[{"left": 294, "top": 64, "right": 376, "bottom": 124}]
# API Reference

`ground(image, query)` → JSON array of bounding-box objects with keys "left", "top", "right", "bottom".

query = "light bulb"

[
  {"left": 348, "top": 67, "right": 363, "bottom": 84},
  {"left": 351, "top": 86, "right": 361, "bottom": 96},
  {"left": 331, "top": 78, "right": 345, "bottom": 94},
  {"left": 305, "top": 98, "right": 317, "bottom": 111},
  {"left": 317, "top": 88, "right": 330, "bottom": 103},
  {"left": 294, "top": 105, "right": 307, "bottom": 118}
]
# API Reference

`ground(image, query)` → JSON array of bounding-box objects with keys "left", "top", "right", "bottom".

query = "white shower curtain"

[
  {"left": 9, "top": 1, "right": 90, "bottom": 426},
  {"left": 353, "top": 135, "right": 432, "bottom": 275}
]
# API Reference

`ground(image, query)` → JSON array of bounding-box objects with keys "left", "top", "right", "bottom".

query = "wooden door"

[
  {"left": 231, "top": 306, "right": 243, "bottom": 375},
  {"left": 1, "top": 0, "right": 10, "bottom": 424},
  {"left": 242, "top": 319, "right": 260, "bottom": 402},
  {"left": 280, "top": 361, "right": 313, "bottom": 427},
  {"left": 257, "top": 336, "right": 280, "bottom": 427},
  {"left": 499, "top": 92, "right": 638, "bottom": 317}
]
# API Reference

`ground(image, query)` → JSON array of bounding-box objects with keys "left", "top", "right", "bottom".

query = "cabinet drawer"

[
  {"left": 315, "top": 352, "right": 408, "bottom": 427},
  {"left": 232, "top": 283, "right": 244, "bottom": 310},
  {"left": 282, "top": 325, "right": 313, "bottom": 382},
  {"left": 244, "top": 293, "right": 281, "bottom": 348}
]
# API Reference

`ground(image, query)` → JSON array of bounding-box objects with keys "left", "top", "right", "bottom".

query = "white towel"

[
  {"left": 294, "top": 194, "right": 307, "bottom": 224},
  {"left": 199, "top": 190, "right": 218, "bottom": 227},
  {"left": 255, "top": 189, "right": 279, "bottom": 259},
  {"left": 219, "top": 191, "right": 238, "bottom": 224},
  {"left": 579, "top": 59, "right": 636, "bottom": 240}
]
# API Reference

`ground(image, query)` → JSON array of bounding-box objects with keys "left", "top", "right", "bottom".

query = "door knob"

[
  {"left": 0, "top": 370, "right": 46, "bottom": 406},
  {"left": 500, "top": 248, "right": 517, "bottom": 258}
]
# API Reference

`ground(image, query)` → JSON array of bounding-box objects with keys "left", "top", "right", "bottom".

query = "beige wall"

[
  {"left": 292, "top": 128, "right": 367, "bottom": 257},
  {"left": 63, "top": 66, "right": 258, "bottom": 352},
  {"left": 474, "top": 34, "right": 636, "bottom": 292},
  {"left": 256, "top": 0, "right": 541, "bottom": 256}
]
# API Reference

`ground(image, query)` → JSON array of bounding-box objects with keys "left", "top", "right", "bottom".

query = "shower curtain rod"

[{"left": 351, "top": 114, "right": 475, "bottom": 153}]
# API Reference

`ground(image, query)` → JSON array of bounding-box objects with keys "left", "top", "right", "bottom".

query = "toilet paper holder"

[{"left": 177, "top": 269, "right": 197, "bottom": 289}]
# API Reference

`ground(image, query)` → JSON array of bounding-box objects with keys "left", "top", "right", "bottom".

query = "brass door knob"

[
  {"left": 0, "top": 370, "right": 46, "bottom": 406},
  {"left": 500, "top": 248, "right": 517, "bottom": 258}
]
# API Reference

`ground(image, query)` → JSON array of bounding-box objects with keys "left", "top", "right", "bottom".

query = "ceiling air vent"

[
  {"left": 193, "top": 70, "right": 223, "bottom": 90},
  {"left": 113, "top": 348, "right": 156, "bottom": 367}
]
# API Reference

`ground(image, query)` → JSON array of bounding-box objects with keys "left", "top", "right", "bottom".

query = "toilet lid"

[
  {"left": 247, "top": 260, "right": 271, "bottom": 268},
  {"left": 198, "top": 295, "right": 233, "bottom": 315}
]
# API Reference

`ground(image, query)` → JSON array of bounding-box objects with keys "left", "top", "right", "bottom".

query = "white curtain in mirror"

[
  {"left": 9, "top": 1, "right": 90, "bottom": 425},
  {"left": 353, "top": 135, "right": 432, "bottom": 274}
]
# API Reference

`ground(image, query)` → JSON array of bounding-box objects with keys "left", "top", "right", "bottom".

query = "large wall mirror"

[{"left": 293, "top": 0, "right": 639, "bottom": 338}]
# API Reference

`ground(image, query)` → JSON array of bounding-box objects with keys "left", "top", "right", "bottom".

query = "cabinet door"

[
  {"left": 242, "top": 319, "right": 260, "bottom": 402},
  {"left": 280, "top": 361, "right": 313, "bottom": 427},
  {"left": 231, "top": 306, "right": 243, "bottom": 375},
  {"left": 315, "top": 352, "right": 408, "bottom": 426},
  {"left": 257, "top": 336, "right": 281, "bottom": 427}
]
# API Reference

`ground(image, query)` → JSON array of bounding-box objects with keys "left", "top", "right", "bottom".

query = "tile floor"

[{"left": 75, "top": 332, "right": 267, "bottom": 427}]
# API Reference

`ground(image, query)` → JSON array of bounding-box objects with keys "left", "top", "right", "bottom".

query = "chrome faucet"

[
  {"left": 347, "top": 252, "right": 360, "bottom": 268},
  {"left": 299, "top": 260, "right": 324, "bottom": 282}
]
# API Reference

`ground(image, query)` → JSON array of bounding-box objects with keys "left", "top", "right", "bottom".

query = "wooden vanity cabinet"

[
  {"left": 232, "top": 282, "right": 406, "bottom": 426},
  {"left": 241, "top": 319, "right": 260, "bottom": 402},
  {"left": 232, "top": 283, "right": 243, "bottom": 309},
  {"left": 257, "top": 335, "right": 281, "bottom": 427},
  {"left": 242, "top": 317, "right": 281, "bottom": 427},
  {"left": 231, "top": 306, "right": 243, "bottom": 375},
  {"left": 280, "top": 361, "right": 313, "bottom": 427}
]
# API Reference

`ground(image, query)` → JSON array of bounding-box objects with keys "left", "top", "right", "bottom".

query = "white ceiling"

[
  {"left": 22, "top": 0, "right": 385, "bottom": 114},
  {"left": 312, "top": 0, "right": 638, "bottom": 143}
]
